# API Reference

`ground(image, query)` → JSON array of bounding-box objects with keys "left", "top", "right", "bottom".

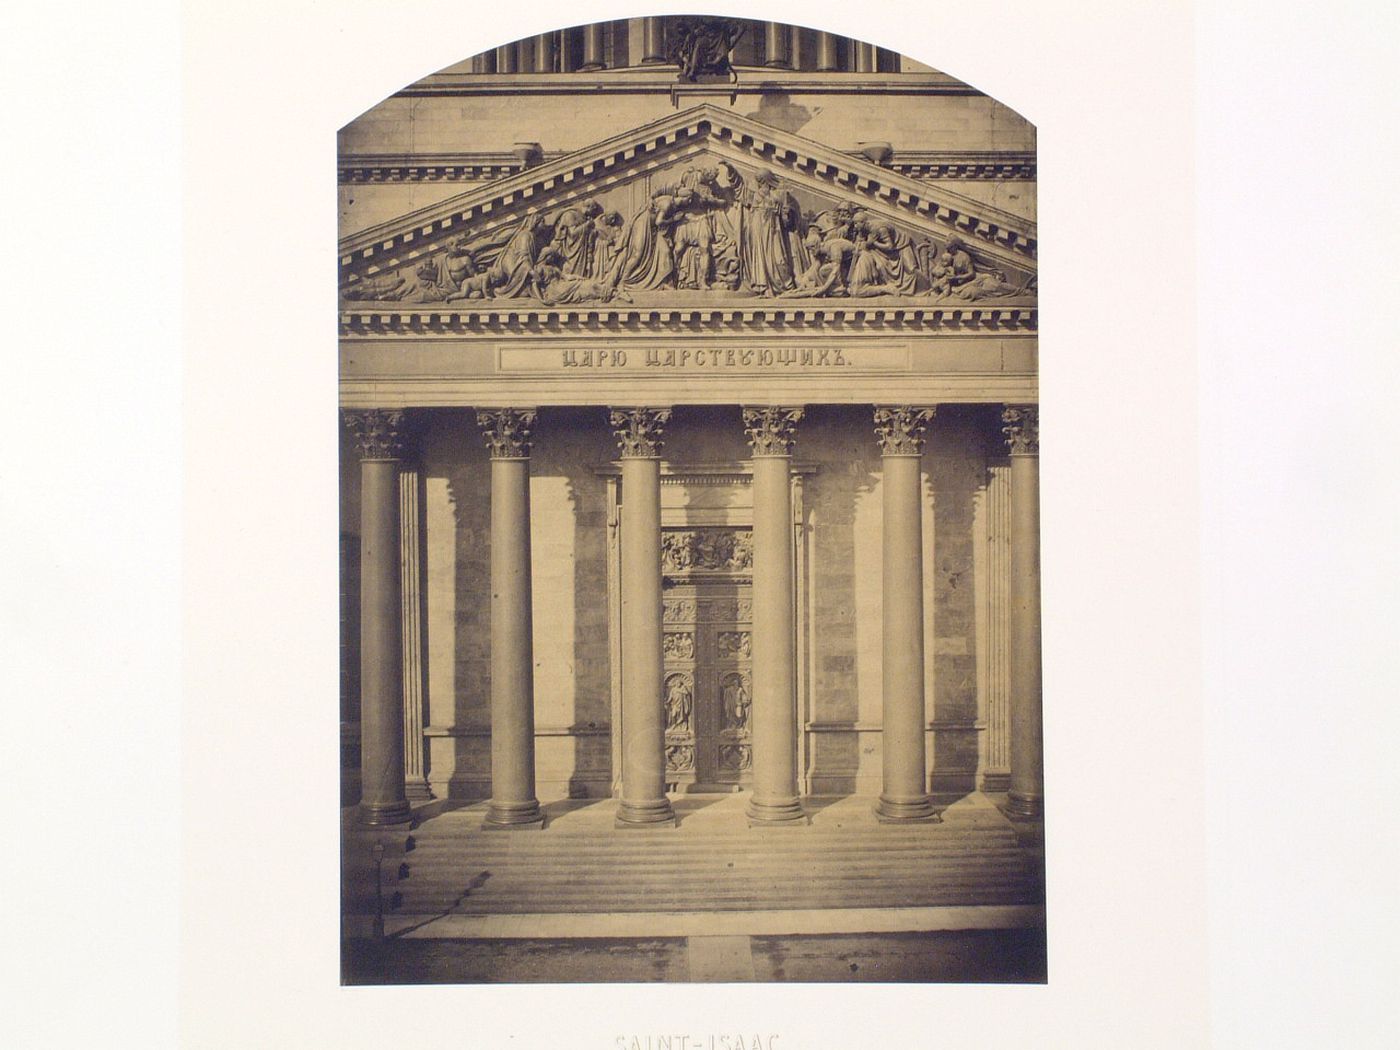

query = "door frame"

[{"left": 599, "top": 460, "right": 815, "bottom": 797}]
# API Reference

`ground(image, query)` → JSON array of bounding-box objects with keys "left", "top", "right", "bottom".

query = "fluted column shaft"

[
  {"left": 1003, "top": 406, "right": 1043, "bottom": 819},
  {"left": 495, "top": 43, "right": 518, "bottom": 73},
  {"left": 612, "top": 409, "right": 676, "bottom": 827},
  {"left": 744, "top": 408, "right": 806, "bottom": 825},
  {"left": 640, "top": 17, "right": 666, "bottom": 63},
  {"left": 478, "top": 410, "right": 543, "bottom": 829},
  {"left": 764, "top": 23, "right": 793, "bottom": 68},
  {"left": 345, "top": 410, "right": 412, "bottom": 826},
  {"left": 874, "top": 407, "right": 938, "bottom": 822},
  {"left": 580, "top": 23, "right": 606, "bottom": 70}
]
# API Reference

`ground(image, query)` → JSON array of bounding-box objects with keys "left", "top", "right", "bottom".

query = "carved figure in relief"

[
  {"left": 531, "top": 248, "right": 631, "bottom": 305},
  {"left": 722, "top": 674, "right": 750, "bottom": 731},
  {"left": 668, "top": 17, "right": 745, "bottom": 83},
  {"left": 661, "top": 529, "right": 754, "bottom": 573},
  {"left": 548, "top": 201, "right": 603, "bottom": 275},
  {"left": 444, "top": 212, "right": 547, "bottom": 301},
  {"left": 665, "top": 674, "right": 693, "bottom": 732},
  {"left": 729, "top": 168, "right": 808, "bottom": 297},
  {"left": 607, "top": 167, "right": 733, "bottom": 293},
  {"left": 663, "top": 633, "right": 695, "bottom": 660},
  {"left": 343, "top": 259, "right": 453, "bottom": 303},
  {"left": 847, "top": 211, "right": 922, "bottom": 297},
  {"left": 717, "top": 631, "right": 751, "bottom": 659}
]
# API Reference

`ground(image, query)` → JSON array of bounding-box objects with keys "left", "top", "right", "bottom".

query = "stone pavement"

[{"left": 341, "top": 928, "right": 1047, "bottom": 984}]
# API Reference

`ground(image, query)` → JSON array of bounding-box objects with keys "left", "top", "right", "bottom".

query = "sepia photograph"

[{"left": 335, "top": 13, "right": 1044, "bottom": 985}]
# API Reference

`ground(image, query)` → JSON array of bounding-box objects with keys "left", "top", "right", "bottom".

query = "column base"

[
  {"left": 615, "top": 797, "right": 677, "bottom": 829},
  {"left": 484, "top": 799, "right": 545, "bottom": 830},
  {"left": 745, "top": 796, "right": 809, "bottom": 826},
  {"left": 1003, "top": 792, "right": 1043, "bottom": 821},
  {"left": 874, "top": 795, "right": 941, "bottom": 823},
  {"left": 404, "top": 778, "right": 434, "bottom": 803},
  {"left": 358, "top": 799, "right": 413, "bottom": 826}
]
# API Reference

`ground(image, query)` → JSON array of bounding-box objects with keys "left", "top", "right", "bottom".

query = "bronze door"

[{"left": 660, "top": 528, "right": 753, "bottom": 791}]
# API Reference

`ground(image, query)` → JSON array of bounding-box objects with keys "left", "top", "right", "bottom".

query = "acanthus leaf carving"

[
  {"left": 873, "top": 406, "right": 936, "bottom": 456},
  {"left": 344, "top": 408, "right": 407, "bottom": 460},
  {"left": 610, "top": 407, "right": 670, "bottom": 458},
  {"left": 743, "top": 407, "right": 803, "bottom": 457},
  {"left": 475, "top": 408, "right": 535, "bottom": 459},
  {"left": 1001, "top": 405, "right": 1039, "bottom": 456}
]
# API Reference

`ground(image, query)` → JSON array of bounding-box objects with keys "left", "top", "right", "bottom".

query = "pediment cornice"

[
  {"left": 338, "top": 301, "right": 1036, "bottom": 337},
  {"left": 338, "top": 104, "right": 1037, "bottom": 285}
]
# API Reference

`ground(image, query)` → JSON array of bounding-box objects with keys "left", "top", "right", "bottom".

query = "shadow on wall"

[
  {"left": 801, "top": 405, "right": 880, "bottom": 794},
  {"left": 547, "top": 407, "right": 614, "bottom": 799},
  {"left": 926, "top": 405, "right": 994, "bottom": 802},
  {"left": 743, "top": 90, "right": 817, "bottom": 135}
]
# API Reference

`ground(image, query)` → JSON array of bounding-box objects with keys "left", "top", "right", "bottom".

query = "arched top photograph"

[{"left": 339, "top": 12, "right": 1043, "bottom": 988}]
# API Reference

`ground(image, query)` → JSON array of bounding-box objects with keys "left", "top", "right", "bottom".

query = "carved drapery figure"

[
  {"left": 730, "top": 168, "right": 807, "bottom": 296},
  {"left": 531, "top": 248, "right": 629, "bottom": 305},
  {"left": 721, "top": 672, "right": 751, "bottom": 731},
  {"left": 607, "top": 166, "right": 733, "bottom": 293},
  {"left": 664, "top": 673, "right": 694, "bottom": 732},
  {"left": 847, "top": 211, "right": 921, "bottom": 297},
  {"left": 669, "top": 17, "right": 745, "bottom": 82}
]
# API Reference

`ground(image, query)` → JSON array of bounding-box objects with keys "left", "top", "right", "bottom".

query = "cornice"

[
  {"left": 337, "top": 149, "right": 1037, "bottom": 185},
  {"left": 338, "top": 302, "right": 1036, "bottom": 336},
  {"left": 393, "top": 68, "right": 985, "bottom": 99},
  {"left": 337, "top": 104, "right": 1037, "bottom": 278}
]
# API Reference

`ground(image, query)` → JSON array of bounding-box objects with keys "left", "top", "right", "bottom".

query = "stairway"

[{"left": 343, "top": 793, "right": 1043, "bottom": 921}]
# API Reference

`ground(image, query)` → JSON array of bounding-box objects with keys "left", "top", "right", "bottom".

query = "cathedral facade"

[{"left": 337, "top": 15, "right": 1041, "bottom": 837}]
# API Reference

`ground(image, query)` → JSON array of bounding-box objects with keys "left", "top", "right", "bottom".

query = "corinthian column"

[
  {"left": 1002, "top": 406, "right": 1043, "bottom": 819},
  {"left": 743, "top": 408, "right": 807, "bottom": 826},
  {"left": 478, "top": 409, "right": 544, "bottom": 829},
  {"left": 873, "top": 407, "right": 938, "bottom": 822},
  {"left": 344, "top": 409, "right": 412, "bottom": 826},
  {"left": 611, "top": 408, "right": 676, "bottom": 828}
]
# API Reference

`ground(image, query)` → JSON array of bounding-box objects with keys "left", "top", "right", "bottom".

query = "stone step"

[
  {"left": 394, "top": 851, "right": 1030, "bottom": 873},
  {"left": 404, "top": 831, "right": 1022, "bottom": 852}
]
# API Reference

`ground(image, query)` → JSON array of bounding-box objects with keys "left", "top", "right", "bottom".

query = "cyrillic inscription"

[{"left": 498, "top": 345, "right": 910, "bottom": 373}]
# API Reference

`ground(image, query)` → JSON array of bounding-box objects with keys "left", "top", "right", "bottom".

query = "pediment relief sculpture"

[
  {"left": 341, "top": 161, "right": 1032, "bottom": 306},
  {"left": 339, "top": 107, "right": 1036, "bottom": 311}
]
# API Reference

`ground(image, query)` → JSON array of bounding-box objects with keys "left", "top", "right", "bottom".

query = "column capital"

[
  {"left": 873, "top": 406, "right": 936, "bottom": 456},
  {"left": 477, "top": 408, "right": 536, "bottom": 459},
  {"left": 1001, "top": 404, "right": 1040, "bottom": 456},
  {"left": 610, "top": 407, "right": 671, "bottom": 459},
  {"left": 343, "top": 408, "right": 406, "bottom": 461},
  {"left": 743, "top": 406, "right": 803, "bottom": 457}
]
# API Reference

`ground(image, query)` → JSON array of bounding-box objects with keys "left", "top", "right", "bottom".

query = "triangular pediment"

[{"left": 339, "top": 104, "right": 1035, "bottom": 309}]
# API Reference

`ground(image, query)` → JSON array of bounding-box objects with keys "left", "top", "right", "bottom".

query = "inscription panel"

[{"left": 499, "top": 344, "right": 912, "bottom": 374}]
